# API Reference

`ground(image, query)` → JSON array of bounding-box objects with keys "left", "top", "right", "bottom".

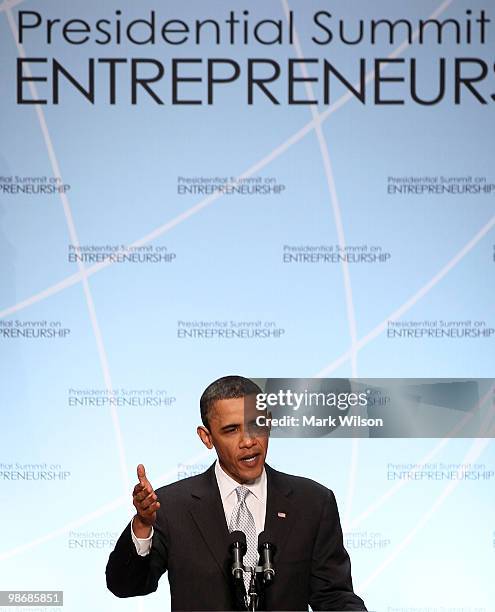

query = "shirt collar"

[{"left": 215, "top": 459, "right": 266, "bottom": 502}]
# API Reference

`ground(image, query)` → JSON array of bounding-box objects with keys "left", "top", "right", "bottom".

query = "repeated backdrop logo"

[{"left": 1, "top": 1, "right": 494, "bottom": 611}]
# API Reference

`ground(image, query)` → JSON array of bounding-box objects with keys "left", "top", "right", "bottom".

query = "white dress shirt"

[{"left": 131, "top": 460, "right": 267, "bottom": 556}]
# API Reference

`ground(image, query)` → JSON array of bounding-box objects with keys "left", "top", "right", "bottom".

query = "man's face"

[{"left": 197, "top": 395, "right": 269, "bottom": 484}]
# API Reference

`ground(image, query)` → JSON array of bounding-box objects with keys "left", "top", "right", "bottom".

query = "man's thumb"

[{"left": 137, "top": 464, "right": 147, "bottom": 484}]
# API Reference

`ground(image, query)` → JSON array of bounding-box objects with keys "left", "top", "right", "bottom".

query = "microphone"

[
  {"left": 257, "top": 531, "right": 276, "bottom": 585},
  {"left": 229, "top": 531, "right": 247, "bottom": 582}
]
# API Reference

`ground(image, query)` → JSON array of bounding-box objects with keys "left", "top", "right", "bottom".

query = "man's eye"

[{"left": 225, "top": 426, "right": 238, "bottom": 433}]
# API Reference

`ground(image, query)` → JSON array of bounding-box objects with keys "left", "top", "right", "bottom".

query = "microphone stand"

[
  {"left": 246, "top": 566, "right": 259, "bottom": 611},
  {"left": 243, "top": 561, "right": 274, "bottom": 611},
  {"left": 230, "top": 537, "right": 276, "bottom": 611}
]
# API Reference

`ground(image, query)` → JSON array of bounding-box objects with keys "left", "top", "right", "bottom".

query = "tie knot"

[{"left": 235, "top": 485, "right": 250, "bottom": 503}]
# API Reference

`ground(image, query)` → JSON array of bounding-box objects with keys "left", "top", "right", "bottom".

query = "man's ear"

[{"left": 197, "top": 425, "right": 214, "bottom": 449}]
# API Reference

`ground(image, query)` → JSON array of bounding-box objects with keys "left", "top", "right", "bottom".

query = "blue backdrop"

[{"left": 1, "top": 1, "right": 494, "bottom": 611}]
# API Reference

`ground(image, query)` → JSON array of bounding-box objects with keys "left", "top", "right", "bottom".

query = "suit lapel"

[
  {"left": 264, "top": 464, "right": 297, "bottom": 561},
  {"left": 189, "top": 464, "right": 231, "bottom": 578}
]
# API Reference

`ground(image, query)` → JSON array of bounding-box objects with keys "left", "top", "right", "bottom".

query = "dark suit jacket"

[{"left": 106, "top": 463, "right": 367, "bottom": 611}]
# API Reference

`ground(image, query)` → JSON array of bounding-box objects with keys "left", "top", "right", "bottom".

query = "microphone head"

[
  {"left": 229, "top": 530, "right": 247, "bottom": 554},
  {"left": 257, "top": 531, "right": 276, "bottom": 554},
  {"left": 229, "top": 530, "right": 247, "bottom": 545}
]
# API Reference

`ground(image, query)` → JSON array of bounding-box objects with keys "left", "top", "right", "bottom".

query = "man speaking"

[{"left": 106, "top": 375, "right": 367, "bottom": 611}]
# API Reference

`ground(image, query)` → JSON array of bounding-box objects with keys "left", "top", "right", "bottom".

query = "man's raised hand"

[{"left": 132, "top": 464, "right": 160, "bottom": 535}]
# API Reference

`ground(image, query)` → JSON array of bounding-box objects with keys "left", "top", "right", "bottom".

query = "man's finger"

[
  {"left": 134, "top": 488, "right": 152, "bottom": 503},
  {"left": 141, "top": 500, "right": 160, "bottom": 515},
  {"left": 133, "top": 482, "right": 146, "bottom": 496},
  {"left": 133, "top": 491, "right": 146, "bottom": 504},
  {"left": 133, "top": 480, "right": 153, "bottom": 496},
  {"left": 136, "top": 490, "right": 155, "bottom": 506},
  {"left": 140, "top": 492, "right": 158, "bottom": 510}
]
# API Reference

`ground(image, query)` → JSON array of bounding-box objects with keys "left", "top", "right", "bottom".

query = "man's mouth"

[{"left": 239, "top": 453, "right": 260, "bottom": 465}]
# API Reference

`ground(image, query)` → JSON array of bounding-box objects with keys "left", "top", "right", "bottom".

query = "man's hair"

[{"left": 200, "top": 375, "right": 262, "bottom": 429}]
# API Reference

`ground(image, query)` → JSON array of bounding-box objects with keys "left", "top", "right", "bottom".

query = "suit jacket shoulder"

[{"left": 265, "top": 464, "right": 335, "bottom": 502}]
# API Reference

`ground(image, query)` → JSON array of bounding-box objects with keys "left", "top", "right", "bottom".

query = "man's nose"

[{"left": 239, "top": 431, "right": 256, "bottom": 447}]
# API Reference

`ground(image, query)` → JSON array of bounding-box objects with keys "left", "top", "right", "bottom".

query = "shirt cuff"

[{"left": 131, "top": 518, "right": 154, "bottom": 556}]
